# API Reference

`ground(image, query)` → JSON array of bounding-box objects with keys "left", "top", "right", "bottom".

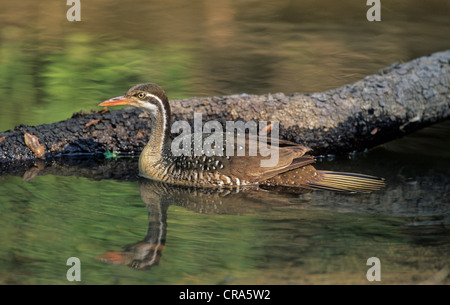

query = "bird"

[{"left": 98, "top": 83, "right": 385, "bottom": 192}]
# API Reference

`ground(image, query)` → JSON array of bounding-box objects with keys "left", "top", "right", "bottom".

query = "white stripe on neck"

[{"left": 141, "top": 93, "right": 167, "bottom": 153}]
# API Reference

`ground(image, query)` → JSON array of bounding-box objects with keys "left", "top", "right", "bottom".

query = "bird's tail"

[{"left": 305, "top": 170, "right": 385, "bottom": 193}]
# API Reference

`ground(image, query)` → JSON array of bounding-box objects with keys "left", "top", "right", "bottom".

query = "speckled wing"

[{"left": 168, "top": 132, "right": 315, "bottom": 185}]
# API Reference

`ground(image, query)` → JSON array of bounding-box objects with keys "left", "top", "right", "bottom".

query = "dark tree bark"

[{"left": 1, "top": 50, "right": 449, "bottom": 167}]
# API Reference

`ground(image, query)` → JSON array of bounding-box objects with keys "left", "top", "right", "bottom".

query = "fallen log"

[{"left": 0, "top": 50, "right": 449, "bottom": 167}]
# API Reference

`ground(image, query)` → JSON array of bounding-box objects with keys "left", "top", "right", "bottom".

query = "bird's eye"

[{"left": 136, "top": 92, "right": 146, "bottom": 99}]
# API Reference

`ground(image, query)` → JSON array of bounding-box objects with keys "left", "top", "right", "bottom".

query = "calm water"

[{"left": 1, "top": 1, "right": 449, "bottom": 284}]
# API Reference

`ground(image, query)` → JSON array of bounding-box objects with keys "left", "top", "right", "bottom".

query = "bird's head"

[{"left": 98, "top": 83, "right": 169, "bottom": 117}]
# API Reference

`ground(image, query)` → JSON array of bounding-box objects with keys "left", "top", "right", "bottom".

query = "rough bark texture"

[{"left": 1, "top": 50, "right": 449, "bottom": 168}]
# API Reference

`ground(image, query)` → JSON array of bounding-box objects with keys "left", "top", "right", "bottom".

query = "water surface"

[{"left": 1, "top": 122, "right": 449, "bottom": 284}]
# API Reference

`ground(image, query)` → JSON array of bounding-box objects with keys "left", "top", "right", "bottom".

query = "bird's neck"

[{"left": 141, "top": 104, "right": 172, "bottom": 162}]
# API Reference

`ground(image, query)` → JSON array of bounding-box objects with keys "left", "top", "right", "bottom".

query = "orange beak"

[
  {"left": 98, "top": 95, "right": 132, "bottom": 107},
  {"left": 96, "top": 251, "right": 127, "bottom": 264}
]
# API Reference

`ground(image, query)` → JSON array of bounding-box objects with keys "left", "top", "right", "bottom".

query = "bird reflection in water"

[{"left": 97, "top": 178, "right": 307, "bottom": 270}]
